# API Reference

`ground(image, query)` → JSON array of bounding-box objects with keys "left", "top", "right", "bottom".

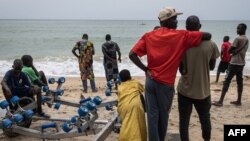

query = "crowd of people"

[
  {"left": 126, "top": 6, "right": 248, "bottom": 141},
  {"left": 0, "top": 5, "right": 249, "bottom": 141}
]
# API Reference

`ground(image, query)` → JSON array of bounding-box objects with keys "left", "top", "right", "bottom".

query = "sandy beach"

[{"left": 0, "top": 75, "right": 250, "bottom": 141}]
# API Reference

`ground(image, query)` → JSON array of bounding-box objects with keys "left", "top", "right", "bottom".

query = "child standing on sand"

[{"left": 215, "top": 36, "right": 231, "bottom": 83}]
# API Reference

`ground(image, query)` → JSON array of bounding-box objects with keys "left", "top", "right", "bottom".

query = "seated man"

[
  {"left": 1, "top": 59, "right": 50, "bottom": 118},
  {"left": 21, "top": 55, "right": 48, "bottom": 87}
]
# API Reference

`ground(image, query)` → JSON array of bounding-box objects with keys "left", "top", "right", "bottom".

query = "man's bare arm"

[
  {"left": 72, "top": 44, "right": 80, "bottom": 58},
  {"left": 1, "top": 78, "right": 12, "bottom": 99},
  {"left": 117, "top": 48, "right": 121, "bottom": 63},
  {"left": 129, "top": 51, "right": 152, "bottom": 77},
  {"left": 129, "top": 51, "right": 147, "bottom": 72}
]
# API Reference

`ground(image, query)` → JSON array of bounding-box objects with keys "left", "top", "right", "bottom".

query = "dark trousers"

[
  {"left": 2, "top": 86, "right": 42, "bottom": 113},
  {"left": 82, "top": 79, "right": 96, "bottom": 91},
  {"left": 145, "top": 77, "right": 174, "bottom": 141},
  {"left": 178, "top": 93, "right": 211, "bottom": 141},
  {"left": 222, "top": 64, "right": 244, "bottom": 96}
]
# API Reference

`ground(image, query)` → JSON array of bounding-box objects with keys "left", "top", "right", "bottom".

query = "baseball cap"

[{"left": 158, "top": 6, "right": 183, "bottom": 21}]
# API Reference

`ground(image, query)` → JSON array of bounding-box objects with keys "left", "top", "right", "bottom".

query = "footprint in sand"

[{"left": 212, "top": 88, "right": 221, "bottom": 92}]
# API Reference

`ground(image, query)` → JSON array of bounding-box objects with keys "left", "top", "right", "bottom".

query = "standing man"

[
  {"left": 215, "top": 36, "right": 231, "bottom": 83},
  {"left": 72, "top": 34, "right": 98, "bottom": 93},
  {"left": 129, "top": 6, "right": 211, "bottom": 141},
  {"left": 102, "top": 34, "right": 121, "bottom": 84},
  {"left": 213, "top": 23, "right": 248, "bottom": 106},
  {"left": 177, "top": 15, "right": 219, "bottom": 141}
]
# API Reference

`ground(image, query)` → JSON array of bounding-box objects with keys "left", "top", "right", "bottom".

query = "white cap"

[{"left": 158, "top": 6, "right": 183, "bottom": 21}]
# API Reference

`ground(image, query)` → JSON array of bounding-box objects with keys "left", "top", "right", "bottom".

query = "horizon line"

[{"left": 0, "top": 18, "right": 249, "bottom": 22}]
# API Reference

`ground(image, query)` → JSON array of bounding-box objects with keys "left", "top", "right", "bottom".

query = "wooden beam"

[{"left": 93, "top": 113, "right": 118, "bottom": 141}]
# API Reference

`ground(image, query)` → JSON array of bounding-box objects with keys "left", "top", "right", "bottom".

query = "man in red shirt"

[
  {"left": 129, "top": 6, "right": 211, "bottom": 141},
  {"left": 215, "top": 36, "right": 231, "bottom": 83}
]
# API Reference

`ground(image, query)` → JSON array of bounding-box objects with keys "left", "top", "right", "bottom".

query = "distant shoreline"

[{"left": 0, "top": 19, "right": 250, "bottom": 22}]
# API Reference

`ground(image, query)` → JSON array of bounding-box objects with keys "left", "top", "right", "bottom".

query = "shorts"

[{"left": 218, "top": 61, "right": 229, "bottom": 73}]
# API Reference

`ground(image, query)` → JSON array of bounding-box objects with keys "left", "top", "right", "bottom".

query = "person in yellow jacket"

[{"left": 117, "top": 69, "right": 147, "bottom": 141}]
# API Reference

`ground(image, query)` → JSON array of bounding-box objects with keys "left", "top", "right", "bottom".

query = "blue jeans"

[{"left": 145, "top": 77, "right": 175, "bottom": 141}]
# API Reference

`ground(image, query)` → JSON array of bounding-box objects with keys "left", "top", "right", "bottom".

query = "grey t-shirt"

[
  {"left": 177, "top": 41, "right": 219, "bottom": 100},
  {"left": 230, "top": 35, "right": 249, "bottom": 65}
]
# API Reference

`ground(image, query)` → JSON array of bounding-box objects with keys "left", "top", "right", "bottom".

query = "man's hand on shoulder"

[{"left": 201, "top": 32, "right": 212, "bottom": 40}]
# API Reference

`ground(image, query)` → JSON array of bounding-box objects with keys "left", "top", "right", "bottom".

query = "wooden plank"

[
  {"left": 93, "top": 113, "right": 118, "bottom": 141},
  {"left": 165, "top": 133, "right": 181, "bottom": 141}
]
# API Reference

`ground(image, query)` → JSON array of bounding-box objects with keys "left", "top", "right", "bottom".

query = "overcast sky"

[{"left": 0, "top": 0, "right": 249, "bottom": 20}]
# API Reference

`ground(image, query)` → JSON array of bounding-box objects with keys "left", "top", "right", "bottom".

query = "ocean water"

[{"left": 0, "top": 20, "right": 249, "bottom": 77}]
